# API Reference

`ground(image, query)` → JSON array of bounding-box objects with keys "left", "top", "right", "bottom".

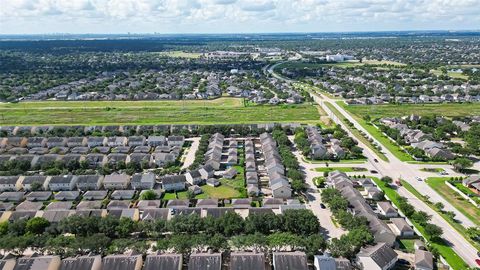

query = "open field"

[
  {"left": 362, "top": 59, "right": 406, "bottom": 66},
  {"left": 431, "top": 69, "right": 469, "bottom": 80},
  {"left": 341, "top": 102, "right": 480, "bottom": 118},
  {"left": 337, "top": 101, "right": 414, "bottom": 162},
  {"left": 324, "top": 102, "right": 389, "bottom": 161},
  {"left": 158, "top": 51, "right": 202, "bottom": 58},
  {"left": 373, "top": 178, "right": 469, "bottom": 270},
  {"left": 426, "top": 177, "right": 480, "bottom": 227},
  {"left": 0, "top": 98, "right": 323, "bottom": 125}
]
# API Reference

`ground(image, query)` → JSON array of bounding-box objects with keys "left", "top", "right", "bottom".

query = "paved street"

[
  {"left": 288, "top": 136, "right": 346, "bottom": 239},
  {"left": 268, "top": 64, "right": 479, "bottom": 267},
  {"left": 181, "top": 137, "right": 200, "bottom": 170}
]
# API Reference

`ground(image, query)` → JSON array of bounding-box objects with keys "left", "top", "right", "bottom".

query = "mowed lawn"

[
  {"left": 0, "top": 98, "right": 323, "bottom": 125},
  {"left": 426, "top": 177, "right": 480, "bottom": 227}
]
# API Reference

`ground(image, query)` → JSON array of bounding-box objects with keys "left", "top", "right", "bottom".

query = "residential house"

[
  {"left": 185, "top": 170, "right": 203, "bottom": 185},
  {"left": 377, "top": 202, "right": 398, "bottom": 218},
  {"left": 390, "top": 218, "right": 415, "bottom": 237},
  {"left": 188, "top": 253, "right": 222, "bottom": 270},
  {"left": 152, "top": 152, "right": 176, "bottom": 167},
  {"left": 148, "top": 136, "right": 167, "bottom": 147},
  {"left": 48, "top": 175, "right": 78, "bottom": 191},
  {"left": 103, "top": 174, "right": 130, "bottom": 189},
  {"left": 143, "top": 253, "right": 182, "bottom": 270},
  {"left": 60, "top": 255, "right": 102, "bottom": 270},
  {"left": 223, "top": 167, "right": 238, "bottom": 179},
  {"left": 86, "top": 137, "right": 106, "bottom": 148},
  {"left": 66, "top": 137, "right": 87, "bottom": 147},
  {"left": 463, "top": 175, "right": 480, "bottom": 194},
  {"left": 15, "top": 255, "right": 61, "bottom": 270},
  {"left": 128, "top": 136, "right": 146, "bottom": 147},
  {"left": 357, "top": 243, "right": 398, "bottom": 270},
  {"left": 106, "top": 137, "right": 127, "bottom": 147},
  {"left": 0, "top": 176, "right": 22, "bottom": 192},
  {"left": 76, "top": 175, "right": 104, "bottom": 190},
  {"left": 131, "top": 173, "right": 156, "bottom": 190},
  {"left": 230, "top": 252, "right": 266, "bottom": 270},
  {"left": 167, "top": 136, "right": 185, "bottom": 147},
  {"left": 102, "top": 254, "right": 143, "bottom": 270},
  {"left": 414, "top": 250, "right": 434, "bottom": 270},
  {"left": 199, "top": 165, "right": 215, "bottom": 180},
  {"left": 161, "top": 175, "right": 186, "bottom": 192},
  {"left": 273, "top": 252, "right": 308, "bottom": 270},
  {"left": 22, "top": 175, "right": 49, "bottom": 191}
]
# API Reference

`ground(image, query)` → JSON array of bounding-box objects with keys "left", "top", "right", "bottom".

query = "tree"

[
  {"left": 381, "top": 176, "right": 393, "bottom": 184},
  {"left": 411, "top": 211, "right": 431, "bottom": 226},
  {"left": 282, "top": 209, "right": 320, "bottom": 236},
  {"left": 450, "top": 157, "right": 473, "bottom": 172},
  {"left": 26, "top": 217, "right": 50, "bottom": 235},
  {"left": 30, "top": 181, "right": 43, "bottom": 191},
  {"left": 139, "top": 190, "right": 157, "bottom": 200},
  {"left": 424, "top": 223, "right": 443, "bottom": 240},
  {"left": 245, "top": 213, "right": 281, "bottom": 235},
  {"left": 434, "top": 202, "right": 444, "bottom": 212},
  {"left": 303, "top": 234, "right": 327, "bottom": 257},
  {"left": 216, "top": 212, "right": 244, "bottom": 237},
  {"left": 267, "top": 232, "right": 304, "bottom": 250},
  {"left": 0, "top": 222, "right": 8, "bottom": 236}
]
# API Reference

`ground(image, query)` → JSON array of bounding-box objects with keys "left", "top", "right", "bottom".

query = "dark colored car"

[
  {"left": 373, "top": 158, "right": 378, "bottom": 163},
  {"left": 320, "top": 203, "right": 326, "bottom": 209},
  {"left": 370, "top": 170, "right": 378, "bottom": 174},
  {"left": 476, "top": 258, "right": 480, "bottom": 266}
]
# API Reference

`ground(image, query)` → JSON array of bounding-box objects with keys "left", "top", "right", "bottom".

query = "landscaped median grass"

[
  {"left": 336, "top": 101, "right": 414, "bottom": 162},
  {"left": 372, "top": 178, "right": 470, "bottom": 270},
  {"left": 401, "top": 180, "right": 480, "bottom": 251},
  {"left": 313, "top": 167, "right": 367, "bottom": 173},
  {"left": 426, "top": 178, "right": 480, "bottom": 227},
  {"left": 0, "top": 97, "right": 323, "bottom": 126},
  {"left": 324, "top": 102, "right": 389, "bottom": 162}
]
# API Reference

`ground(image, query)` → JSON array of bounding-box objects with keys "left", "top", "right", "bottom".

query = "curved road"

[{"left": 267, "top": 62, "right": 479, "bottom": 267}]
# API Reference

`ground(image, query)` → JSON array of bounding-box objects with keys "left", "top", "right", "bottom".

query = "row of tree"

[{"left": 0, "top": 209, "right": 324, "bottom": 258}]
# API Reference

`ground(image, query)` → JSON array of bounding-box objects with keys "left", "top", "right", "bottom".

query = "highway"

[{"left": 267, "top": 62, "right": 479, "bottom": 267}]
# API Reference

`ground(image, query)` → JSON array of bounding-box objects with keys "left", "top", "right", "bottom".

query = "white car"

[{"left": 415, "top": 177, "right": 423, "bottom": 181}]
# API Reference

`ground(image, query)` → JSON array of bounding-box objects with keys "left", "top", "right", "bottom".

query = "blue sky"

[{"left": 1, "top": 0, "right": 479, "bottom": 34}]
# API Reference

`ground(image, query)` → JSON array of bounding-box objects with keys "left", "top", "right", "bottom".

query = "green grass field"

[
  {"left": 0, "top": 98, "right": 323, "bottom": 125},
  {"left": 342, "top": 102, "right": 480, "bottom": 118},
  {"left": 158, "top": 51, "right": 202, "bottom": 58},
  {"left": 313, "top": 167, "right": 367, "bottom": 173},
  {"left": 373, "top": 178, "right": 469, "bottom": 270},
  {"left": 401, "top": 180, "right": 480, "bottom": 252},
  {"left": 426, "top": 178, "right": 480, "bottom": 227}
]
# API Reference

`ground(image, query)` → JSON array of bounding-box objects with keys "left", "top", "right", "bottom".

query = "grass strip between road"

[
  {"left": 337, "top": 101, "right": 415, "bottom": 162},
  {"left": 372, "top": 178, "right": 470, "bottom": 270},
  {"left": 401, "top": 180, "right": 480, "bottom": 251},
  {"left": 324, "top": 102, "right": 389, "bottom": 162},
  {"left": 426, "top": 178, "right": 480, "bottom": 227}
]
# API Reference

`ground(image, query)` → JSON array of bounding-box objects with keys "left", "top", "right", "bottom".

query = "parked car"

[
  {"left": 476, "top": 258, "right": 480, "bottom": 266},
  {"left": 415, "top": 177, "right": 423, "bottom": 181},
  {"left": 373, "top": 159, "right": 378, "bottom": 163},
  {"left": 370, "top": 170, "right": 378, "bottom": 174},
  {"left": 320, "top": 203, "right": 326, "bottom": 209}
]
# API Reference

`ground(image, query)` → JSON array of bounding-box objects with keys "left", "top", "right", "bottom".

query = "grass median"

[
  {"left": 402, "top": 180, "right": 480, "bottom": 251},
  {"left": 337, "top": 101, "right": 414, "bottom": 162},
  {"left": 372, "top": 178, "right": 470, "bottom": 270}
]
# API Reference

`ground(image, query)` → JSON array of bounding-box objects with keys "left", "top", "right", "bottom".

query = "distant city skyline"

[{"left": 1, "top": 0, "right": 480, "bottom": 34}]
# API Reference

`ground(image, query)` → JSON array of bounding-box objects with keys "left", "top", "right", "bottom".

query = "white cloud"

[{"left": 0, "top": 0, "right": 479, "bottom": 33}]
